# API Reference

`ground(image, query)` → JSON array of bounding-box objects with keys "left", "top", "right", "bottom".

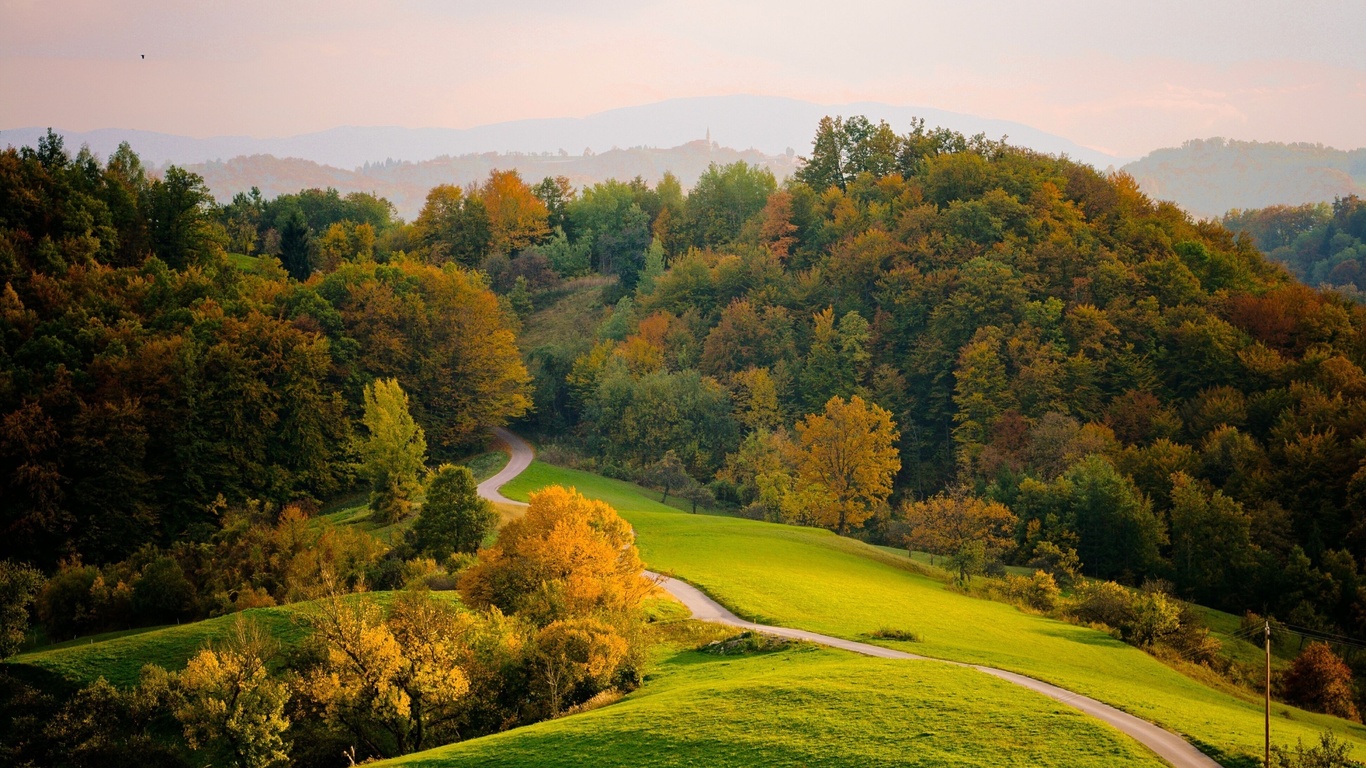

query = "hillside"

[
  {"left": 1123, "top": 138, "right": 1366, "bottom": 219},
  {"left": 491, "top": 462, "right": 1366, "bottom": 766}
]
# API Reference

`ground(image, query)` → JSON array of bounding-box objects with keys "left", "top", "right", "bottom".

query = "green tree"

[
  {"left": 1168, "top": 472, "right": 1256, "bottom": 605},
  {"left": 144, "top": 165, "right": 223, "bottom": 269},
  {"left": 1065, "top": 455, "right": 1166, "bottom": 581},
  {"left": 0, "top": 560, "right": 43, "bottom": 659},
  {"left": 407, "top": 465, "right": 497, "bottom": 559},
  {"left": 278, "top": 209, "right": 311, "bottom": 280},
  {"left": 641, "top": 450, "right": 692, "bottom": 504},
  {"left": 685, "top": 161, "right": 776, "bottom": 248},
  {"left": 358, "top": 378, "right": 428, "bottom": 523}
]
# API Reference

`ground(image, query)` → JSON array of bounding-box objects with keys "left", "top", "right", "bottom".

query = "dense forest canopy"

[
  {"left": 504, "top": 117, "right": 1366, "bottom": 641},
  {"left": 10, "top": 116, "right": 1366, "bottom": 654},
  {"left": 0, "top": 132, "right": 530, "bottom": 568}
]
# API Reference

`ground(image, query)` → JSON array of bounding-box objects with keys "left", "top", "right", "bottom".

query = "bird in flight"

[{"left": 141, "top": 54, "right": 145, "bottom": 59}]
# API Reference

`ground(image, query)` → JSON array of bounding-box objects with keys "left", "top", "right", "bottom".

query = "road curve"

[
  {"left": 477, "top": 427, "right": 535, "bottom": 506},
  {"left": 476, "top": 428, "right": 1222, "bottom": 768}
]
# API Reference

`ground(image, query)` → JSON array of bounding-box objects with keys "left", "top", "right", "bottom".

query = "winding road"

[{"left": 478, "top": 429, "right": 1222, "bottom": 768}]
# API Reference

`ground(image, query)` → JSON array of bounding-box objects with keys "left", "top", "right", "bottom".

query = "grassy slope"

[
  {"left": 501, "top": 462, "right": 1366, "bottom": 766},
  {"left": 383, "top": 644, "right": 1167, "bottom": 768},
  {"left": 6, "top": 592, "right": 456, "bottom": 689}
]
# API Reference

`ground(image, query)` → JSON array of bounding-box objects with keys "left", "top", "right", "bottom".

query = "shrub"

[
  {"left": 1282, "top": 643, "right": 1361, "bottom": 722},
  {"left": 868, "top": 627, "right": 923, "bottom": 642},
  {"left": 1000, "top": 571, "right": 1062, "bottom": 612}
]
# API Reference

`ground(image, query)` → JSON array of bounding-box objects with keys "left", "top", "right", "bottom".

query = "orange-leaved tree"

[
  {"left": 902, "top": 489, "right": 1018, "bottom": 584},
  {"left": 458, "top": 485, "right": 648, "bottom": 625},
  {"left": 794, "top": 395, "right": 900, "bottom": 535},
  {"left": 478, "top": 169, "right": 550, "bottom": 255}
]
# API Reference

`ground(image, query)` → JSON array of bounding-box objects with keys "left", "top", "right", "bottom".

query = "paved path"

[
  {"left": 477, "top": 427, "right": 535, "bottom": 506},
  {"left": 477, "top": 429, "right": 1223, "bottom": 768}
]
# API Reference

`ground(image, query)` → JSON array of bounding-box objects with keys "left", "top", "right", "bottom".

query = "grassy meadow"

[
  {"left": 380, "top": 622, "right": 1169, "bottom": 768},
  {"left": 500, "top": 461, "right": 1366, "bottom": 766}
]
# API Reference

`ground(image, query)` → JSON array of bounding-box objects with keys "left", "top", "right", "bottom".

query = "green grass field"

[
  {"left": 501, "top": 461, "right": 1366, "bottom": 767},
  {"left": 6, "top": 592, "right": 460, "bottom": 689},
  {"left": 380, "top": 625, "right": 1168, "bottom": 768},
  {"left": 8, "top": 604, "right": 311, "bottom": 688}
]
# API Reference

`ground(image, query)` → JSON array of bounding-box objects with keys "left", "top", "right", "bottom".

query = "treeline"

[
  {"left": 0, "top": 132, "right": 530, "bottom": 569},
  {"left": 510, "top": 115, "right": 1366, "bottom": 644},
  {"left": 1224, "top": 196, "right": 1366, "bottom": 298}
]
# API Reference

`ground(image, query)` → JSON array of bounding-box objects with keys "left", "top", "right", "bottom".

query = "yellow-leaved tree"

[
  {"left": 357, "top": 378, "right": 427, "bottom": 523},
  {"left": 458, "top": 485, "right": 648, "bottom": 625},
  {"left": 172, "top": 617, "right": 291, "bottom": 768},
  {"left": 293, "top": 589, "right": 473, "bottom": 759},
  {"left": 794, "top": 395, "right": 900, "bottom": 535}
]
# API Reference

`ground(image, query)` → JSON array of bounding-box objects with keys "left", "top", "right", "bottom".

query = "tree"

[
  {"left": 1168, "top": 472, "right": 1256, "bottom": 605},
  {"left": 685, "top": 161, "right": 776, "bottom": 248},
  {"left": 1064, "top": 455, "right": 1166, "bottom": 581},
  {"left": 793, "top": 395, "right": 901, "bottom": 535},
  {"left": 358, "top": 378, "right": 428, "bottom": 523},
  {"left": 679, "top": 481, "right": 716, "bottom": 514},
  {"left": 458, "top": 485, "right": 647, "bottom": 625},
  {"left": 145, "top": 165, "right": 223, "bottom": 269},
  {"left": 902, "top": 490, "right": 1018, "bottom": 584},
  {"left": 278, "top": 209, "right": 311, "bottom": 281},
  {"left": 412, "top": 184, "right": 492, "bottom": 266},
  {"left": 173, "top": 616, "right": 291, "bottom": 768},
  {"left": 479, "top": 169, "right": 550, "bottom": 254},
  {"left": 407, "top": 465, "right": 497, "bottom": 560},
  {"left": 1283, "top": 643, "right": 1360, "bottom": 722},
  {"left": 0, "top": 560, "right": 43, "bottom": 659},
  {"left": 641, "top": 450, "right": 691, "bottom": 504},
  {"left": 532, "top": 617, "right": 629, "bottom": 716},
  {"left": 295, "top": 589, "right": 473, "bottom": 758}
]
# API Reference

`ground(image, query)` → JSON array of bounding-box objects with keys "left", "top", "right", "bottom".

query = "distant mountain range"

[
  {"left": 1, "top": 95, "right": 1123, "bottom": 170},
  {"left": 1121, "top": 138, "right": 1366, "bottom": 219}
]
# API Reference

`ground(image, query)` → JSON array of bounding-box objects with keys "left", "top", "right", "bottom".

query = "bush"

[
  {"left": 131, "top": 556, "right": 195, "bottom": 625},
  {"left": 1000, "top": 571, "right": 1062, "bottom": 612},
  {"left": 868, "top": 627, "right": 923, "bottom": 642},
  {"left": 1282, "top": 643, "right": 1361, "bottom": 722}
]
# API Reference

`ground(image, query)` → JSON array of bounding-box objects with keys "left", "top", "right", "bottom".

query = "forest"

[{"left": 7, "top": 116, "right": 1366, "bottom": 764}]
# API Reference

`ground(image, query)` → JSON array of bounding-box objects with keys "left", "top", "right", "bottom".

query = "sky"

[{"left": 1, "top": 0, "right": 1363, "bottom": 158}]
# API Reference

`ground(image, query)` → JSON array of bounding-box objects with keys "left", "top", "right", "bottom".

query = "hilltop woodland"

[
  {"left": 7, "top": 118, "right": 1366, "bottom": 763},
  {"left": 1225, "top": 196, "right": 1366, "bottom": 301}
]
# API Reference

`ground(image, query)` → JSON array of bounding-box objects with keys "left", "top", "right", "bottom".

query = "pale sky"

[{"left": 2, "top": 0, "right": 1363, "bottom": 158}]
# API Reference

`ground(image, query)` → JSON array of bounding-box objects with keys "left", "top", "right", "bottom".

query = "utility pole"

[{"left": 1265, "top": 619, "right": 1271, "bottom": 768}]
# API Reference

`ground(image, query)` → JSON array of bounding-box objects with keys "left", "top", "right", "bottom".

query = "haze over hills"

[
  {"left": 184, "top": 142, "right": 798, "bottom": 220},
  {"left": 0, "top": 94, "right": 1124, "bottom": 170},
  {"left": 1121, "top": 138, "right": 1366, "bottom": 219}
]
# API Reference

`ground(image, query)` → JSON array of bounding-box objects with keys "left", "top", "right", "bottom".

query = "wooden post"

[{"left": 1265, "top": 619, "right": 1271, "bottom": 767}]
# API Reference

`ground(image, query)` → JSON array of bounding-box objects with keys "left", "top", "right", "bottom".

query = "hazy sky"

[{"left": 2, "top": 0, "right": 1363, "bottom": 157}]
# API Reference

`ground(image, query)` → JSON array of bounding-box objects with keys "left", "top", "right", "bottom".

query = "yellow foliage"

[
  {"left": 479, "top": 169, "right": 550, "bottom": 254},
  {"left": 459, "top": 485, "right": 648, "bottom": 624},
  {"left": 794, "top": 395, "right": 901, "bottom": 534}
]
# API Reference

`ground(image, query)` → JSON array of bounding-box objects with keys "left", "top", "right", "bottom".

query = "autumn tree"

[
  {"left": 295, "top": 589, "right": 473, "bottom": 759},
  {"left": 794, "top": 395, "right": 901, "bottom": 535},
  {"left": 173, "top": 616, "right": 291, "bottom": 768},
  {"left": 903, "top": 490, "right": 1018, "bottom": 584},
  {"left": 479, "top": 169, "right": 550, "bottom": 254},
  {"left": 1283, "top": 643, "right": 1361, "bottom": 722},
  {"left": 407, "top": 465, "right": 497, "bottom": 560},
  {"left": 532, "top": 617, "right": 629, "bottom": 716},
  {"left": 358, "top": 378, "right": 428, "bottom": 523},
  {"left": 458, "top": 486, "right": 648, "bottom": 625}
]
